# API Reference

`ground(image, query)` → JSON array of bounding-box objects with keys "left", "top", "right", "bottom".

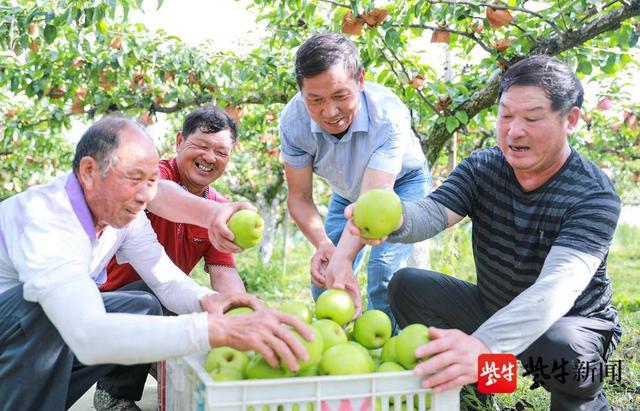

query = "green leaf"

[
  {"left": 454, "top": 110, "right": 469, "bottom": 125},
  {"left": 446, "top": 116, "right": 460, "bottom": 133},
  {"left": 384, "top": 28, "right": 401, "bottom": 50},
  {"left": 577, "top": 60, "right": 592, "bottom": 75},
  {"left": 601, "top": 54, "right": 617, "bottom": 74},
  {"left": 157, "top": 0, "right": 164, "bottom": 10},
  {"left": 97, "top": 19, "right": 108, "bottom": 35}
]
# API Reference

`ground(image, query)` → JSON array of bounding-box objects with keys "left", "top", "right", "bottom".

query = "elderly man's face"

[
  {"left": 175, "top": 128, "right": 233, "bottom": 196},
  {"left": 85, "top": 125, "right": 159, "bottom": 229},
  {"left": 301, "top": 63, "right": 364, "bottom": 136},
  {"left": 496, "top": 85, "right": 579, "bottom": 181}
]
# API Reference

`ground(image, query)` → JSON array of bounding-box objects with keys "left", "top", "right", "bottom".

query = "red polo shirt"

[{"left": 100, "top": 158, "right": 236, "bottom": 291}]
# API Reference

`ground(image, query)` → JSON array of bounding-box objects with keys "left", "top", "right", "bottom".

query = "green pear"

[
  {"left": 375, "top": 361, "right": 405, "bottom": 372},
  {"left": 228, "top": 209, "right": 264, "bottom": 249},
  {"left": 209, "top": 366, "right": 244, "bottom": 381},
  {"left": 224, "top": 306, "right": 254, "bottom": 315},
  {"left": 352, "top": 189, "right": 402, "bottom": 239},
  {"left": 204, "top": 346, "right": 249, "bottom": 376},
  {"left": 311, "top": 319, "right": 347, "bottom": 353},
  {"left": 395, "top": 324, "right": 430, "bottom": 370},
  {"left": 279, "top": 301, "right": 312, "bottom": 324},
  {"left": 246, "top": 354, "right": 292, "bottom": 379},
  {"left": 381, "top": 335, "right": 399, "bottom": 363},
  {"left": 315, "top": 289, "right": 355, "bottom": 326},
  {"left": 353, "top": 309, "right": 392, "bottom": 349}
]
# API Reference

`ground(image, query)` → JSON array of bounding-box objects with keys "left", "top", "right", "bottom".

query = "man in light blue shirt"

[{"left": 280, "top": 32, "right": 430, "bottom": 325}]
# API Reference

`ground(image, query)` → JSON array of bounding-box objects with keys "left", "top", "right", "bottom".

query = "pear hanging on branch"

[
  {"left": 493, "top": 38, "right": 512, "bottom": 52},
  {"left": 486, "top": 6, "right": 513, "bottom": 29},
  {"left": 362, "top": 8, "right": 388, "bottom": 27},
  {"left": 409, "top": 75, "right": 425, "bottom": 90},
  {"left": 431, "top": 26, "right": 450, "bottom": 44},
  {"left": 342, "top": 12, "right": 364, "bottom": 36}
]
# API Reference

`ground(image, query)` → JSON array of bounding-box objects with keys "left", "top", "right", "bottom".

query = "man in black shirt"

[{"left": 346, "top": 55, "right": 621, "bottom": 411}]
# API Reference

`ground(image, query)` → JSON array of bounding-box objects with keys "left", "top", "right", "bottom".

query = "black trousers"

[
  {"left": 98, "top": 280, "right": 174, "bottom": 401},
  {"left": 388, "top": 268, "right": 618, "bottom": 411},
  {"left": 0, "top": 284, "right": 162, "bottom": 411}
]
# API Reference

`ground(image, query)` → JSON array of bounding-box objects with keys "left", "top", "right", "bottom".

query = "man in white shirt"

[{"left": 0, "top": 117, "right": 311, "bottom": 411}]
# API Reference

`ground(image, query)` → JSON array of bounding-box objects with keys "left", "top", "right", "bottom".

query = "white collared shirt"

[{"left": 0, "top": 173, "right": 213, "bottom": 365}]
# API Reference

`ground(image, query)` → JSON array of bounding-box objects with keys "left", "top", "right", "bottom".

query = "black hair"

[
  {"left": 499, "top": 55, "right": 583, "bottom": 113},
  {"left": 182, "top": 105, "right": 238, "bottom": 143},
  {"left": 295, "top": 32, "right": 364, "bottom": 89}
]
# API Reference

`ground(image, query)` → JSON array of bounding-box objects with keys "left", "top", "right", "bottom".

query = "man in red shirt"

[{"left": 95, "top": 106, "right": 245, "bottom": 410}]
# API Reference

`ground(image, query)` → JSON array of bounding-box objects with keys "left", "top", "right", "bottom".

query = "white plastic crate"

[{"left": 165, "top": 353, "right": 460, "bottom": 411}]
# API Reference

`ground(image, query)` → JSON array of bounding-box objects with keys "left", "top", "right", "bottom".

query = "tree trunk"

[
  {"left": 423, "top": 0, "right": 640, "bottom": 164},
  {"left": 258, "top": 196, "right": 280, "bottom": 264}
]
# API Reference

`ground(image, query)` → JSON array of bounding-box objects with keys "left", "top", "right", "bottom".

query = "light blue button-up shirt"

[{"left": 280, "top": 82, "right": 426, "bottom": 202}]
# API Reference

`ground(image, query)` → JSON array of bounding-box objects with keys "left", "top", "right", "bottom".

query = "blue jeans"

[
  {"left": 0, "top": 284, "right": 162, "bottom": 410},
  {"left": 312, "top": 164, "right": 431, "bottom": 329}
]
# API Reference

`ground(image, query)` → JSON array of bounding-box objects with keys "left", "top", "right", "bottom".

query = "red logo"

[{"left": 477, "top": 353, "right": 517, "bottom": 394}]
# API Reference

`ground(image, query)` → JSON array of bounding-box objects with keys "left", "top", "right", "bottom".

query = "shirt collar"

[
  {"left": 167, "top": 157, "right": 209, "bottom": 199},
  {"left": 309, "top": 91, "right": 370, "bottom": 136},
  {"left": 65, "top": 172, "right": 97, "bottom": 239},
  {"left": 168, "top": 157, "right": 184, "bottom": 185}
]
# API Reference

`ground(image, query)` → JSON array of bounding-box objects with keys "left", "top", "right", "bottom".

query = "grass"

[{"left": 191, "top": 223, "right": 640, "bottom": 410}]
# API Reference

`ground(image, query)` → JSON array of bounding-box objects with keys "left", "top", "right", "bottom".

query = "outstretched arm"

[
  {"left": 345, "top": 197, "right": 461, "bottom": 246},
  {"left": 148, "top": 180, "right": 254, "bottom": 253},
  {"left": 322, "top": 168, "right": 396, "bottom": 316},
  {"left": 284, "top": 163, "right": 335, "bottom": 288},
  {"left": 412, "top": 246, "right": 600, "bottom": 392}
]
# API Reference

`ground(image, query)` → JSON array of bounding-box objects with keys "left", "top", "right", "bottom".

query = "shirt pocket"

[{"left": 186, "top": 225, "right": 209, "bottom": 244}]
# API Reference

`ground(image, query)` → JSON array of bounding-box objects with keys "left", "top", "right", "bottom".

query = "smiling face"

[
  {"left": 82, "top": 124, "right": 159, "bottom": 229},
  {"left": 175, "top": 128, "right": 233, "bottom": 195},
  {"left": 497, "top": 85, "right": 579, "bottom": 189},
  {"left": 301, "top": 63, "right": 364, "bottom": 136}
]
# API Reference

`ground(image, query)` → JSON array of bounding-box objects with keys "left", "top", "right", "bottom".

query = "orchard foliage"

[
  {"left": 0, "top": 0, "right": 294, "bottom": 203},
  {"left": 251, "top": 0, "right": 640, "bottom": 195},
  {"left": 1, "top": 0, "right": 639, "bottom": 206}
]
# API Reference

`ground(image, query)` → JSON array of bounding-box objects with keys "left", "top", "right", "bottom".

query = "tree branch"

[
  {"left": 423, "top": 0, "right": 640, "bottom": 164},
  {"left": 533, "top": 0, "right": 640, "bottom": 55},
  {"left": 427, "top": 0, "right": 563, "bottom": 35},
  {"left": 317, "top": 0, "right": 349, "bottom": 9},
  {"left": 425, "top": 68, "right": 502, "bottom": 165},
  {"left": 400, "top": 23, "right": 494, "bottom": 54},
  {"left": 377, "top": 32, "right": 440, "bottom": 113},
  {"left": 15, "top": 91, "right": 291, "bottom": 130}
]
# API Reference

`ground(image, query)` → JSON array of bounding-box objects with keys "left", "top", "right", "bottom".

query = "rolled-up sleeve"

[
  {"left": 280, "top": 125, "right": 312, "bottom": 169},
  {"left": 367, "top": 121, "right": 405, "bottom": 176}
]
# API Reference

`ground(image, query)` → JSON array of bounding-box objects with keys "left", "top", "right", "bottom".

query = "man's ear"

[
  {"left": 565, "top": 106, "right": 581, "bottom": 134},
  {"left": 176, "top": 131, "right": 184, "bottom": 152},
  {"left": 77, "top": 156, "right": 99, "bottom": 190},
  {"left": 357, "top": 70, "right": 365, "bottom": 90}
]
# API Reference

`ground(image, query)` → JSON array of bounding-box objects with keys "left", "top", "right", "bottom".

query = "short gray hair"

[{"left": 72, "top": 117, "right": 144, "bottom": 176}]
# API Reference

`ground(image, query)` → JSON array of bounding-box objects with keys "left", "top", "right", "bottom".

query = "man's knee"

[
  {"left": 133, "top": 292, "right": 163, "bottom": 316},
  {"left": 522, "top": 325, "right": 604, "bottom": 400},
  {"left": 110, "top": 291, "right": 163, "bottom": 316},
  {"left": 388, "top": 267, "right": 411, "bottom": 304},
  {"left": 389, "top": 268, "right": 437, "bottom": 306}
]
